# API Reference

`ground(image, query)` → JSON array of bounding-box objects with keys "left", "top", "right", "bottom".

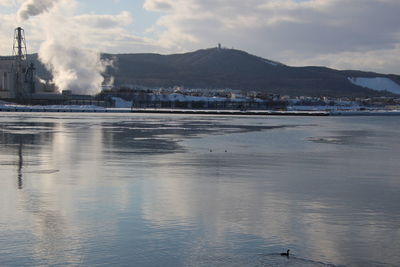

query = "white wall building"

[{"left": 0, "top": 56, "right": 17, "bottom": 99}]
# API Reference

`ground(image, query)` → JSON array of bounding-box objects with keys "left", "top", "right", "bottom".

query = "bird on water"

[{"left": 281, "top": 249, "right": 290, "bottom": 257}]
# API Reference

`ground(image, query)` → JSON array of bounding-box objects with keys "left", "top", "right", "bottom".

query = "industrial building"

[
  {"left": 0, "top": 27, "right": 111, "bottom": 106},
  {"left": 0, "top": 27, "right": 37, "bottom": 101}
]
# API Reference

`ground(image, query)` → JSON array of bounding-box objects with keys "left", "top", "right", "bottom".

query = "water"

[{"left": 0, "top": 113, "right": 399, "bottom": 267}]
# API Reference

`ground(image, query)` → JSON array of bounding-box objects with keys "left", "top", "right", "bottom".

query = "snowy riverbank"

[{"left": 1, "top": 103, "right": 400, "bottom": 116}]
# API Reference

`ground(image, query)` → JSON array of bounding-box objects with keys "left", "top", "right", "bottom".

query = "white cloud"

[
  {"left": 73, "top": 11, "right": 133, "bottom": 29},
  {"left": 297, "top": 44, "right": 400, "bottom": 74},
  {"left": 143, "top": 0, "right": 400, "bottom": 74},
  {"left": 0, "top": 0, "right": 20, "bottom": 6},
  {"left": 0, "top": 13, "right": 20, "bottom": 54},
  {"left": 0, "top": 1, "right": 154, "bottom": 55},
  {"left": 1, "top": 0, "right": 400, "bottom": 75}
]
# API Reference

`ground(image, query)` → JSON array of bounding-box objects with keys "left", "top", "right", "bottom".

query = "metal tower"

[
  {"left": 13, "top": 27, "right": 27, "bottom": 61},
  {"left": 12, "top": 27, "right": 35, "bottom": 101}
]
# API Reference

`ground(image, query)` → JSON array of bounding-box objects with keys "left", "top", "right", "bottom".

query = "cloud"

[
  {"left": 297, "top": 44, "right": 400, "bottom": 73},
  {"left": 0, "top": 12, "right": 22, "bottom": 54},
  {"left": 2, "top": 0, "right": 399, "bottom": 75},
  {"left": 0, "top": 0, "right": 20, "bottom": 6},
  {"left": 143, "top": 0, "right": 173, "bottom": 12},
  {"left": 0, "top": 1, "right": 153, "bottom": 54},
  {"left": 73, "top": 11, "right": 133, "bottom": 29},
  {"left": 143, "top": 0, "right": 400, "bottom": 73}
]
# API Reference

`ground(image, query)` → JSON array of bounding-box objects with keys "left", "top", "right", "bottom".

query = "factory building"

[
  {"left": 0, "top": 56, "right": 18, "bottom": 99},
  {"left": 0, "top": 27, "right": 38, "bottom": 101},
  {"left": 0, "top": 27, "right": 111, "bottom": 107}
]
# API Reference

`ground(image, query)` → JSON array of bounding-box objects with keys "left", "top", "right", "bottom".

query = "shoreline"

[
  {"left": 0, "top": 106, "right": 329, "bottom": 116},
  {"left": 1, "top": 106, "right": 400, "bottom": 116}
]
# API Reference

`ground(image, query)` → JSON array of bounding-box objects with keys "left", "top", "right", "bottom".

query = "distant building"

[{"left": 0, "top": 56, "right": 16, "bottom": 98}]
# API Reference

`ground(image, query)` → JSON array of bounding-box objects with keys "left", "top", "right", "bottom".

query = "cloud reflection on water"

[{"left": 0, "top": 114, "right": 399, "bottom": 266}]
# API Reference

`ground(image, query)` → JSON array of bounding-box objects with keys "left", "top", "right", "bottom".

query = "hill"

[{"left": 29, "top": 48, "right": 400, "bottom": 97}]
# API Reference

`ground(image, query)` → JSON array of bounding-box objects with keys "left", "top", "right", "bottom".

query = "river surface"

[{"left": 0, "top": 113, "right": 399, "bottom": 267}]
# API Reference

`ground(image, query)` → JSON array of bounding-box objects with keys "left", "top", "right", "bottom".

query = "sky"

[{"left": 1, "top": 0, "right": 400, "bottom": 74}]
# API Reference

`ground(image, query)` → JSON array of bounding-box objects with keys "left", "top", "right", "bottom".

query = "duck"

[{"left": 280, "top": 249, "right": 290, "bottom": 257}]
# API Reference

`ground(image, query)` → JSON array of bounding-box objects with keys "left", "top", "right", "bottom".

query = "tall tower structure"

[
  {"left": 13, "top": 27, "right": 27, "bottom": 61},
  {"left": 11, "top": 27, "right": 35, "bottom": 101}
]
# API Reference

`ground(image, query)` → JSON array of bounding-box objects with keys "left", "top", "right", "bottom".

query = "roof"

[{"left": 0, "top": 56, "right": 18, "bottom": 61}]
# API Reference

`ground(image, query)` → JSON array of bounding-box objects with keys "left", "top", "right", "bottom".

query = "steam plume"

[
  {"left": 18, "top": 0, "right": 61, "bottom": 21},
  {"left": 39, "top": 40, "right": 110, "bottom": 95},
  {"left": 18, "top": 0, "right": 112, "bottom": 95}
]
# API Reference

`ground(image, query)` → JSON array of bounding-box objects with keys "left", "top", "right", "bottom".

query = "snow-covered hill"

[{"left": 348, "top": 77, "right": 400, "bottom": 94}]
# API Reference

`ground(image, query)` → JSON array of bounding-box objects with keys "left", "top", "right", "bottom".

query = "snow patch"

[
  {"left": 287, "top": 105, "right": 361, "bottom": 111},
  {"left": 0, "top": 104, "right": 106, "bottom": 111},
  {"left": 260, "top": 58, "right": 281, "bottom": 66},
  {"left": 348, "top": 77, "right": 400, "bottom": 94}
]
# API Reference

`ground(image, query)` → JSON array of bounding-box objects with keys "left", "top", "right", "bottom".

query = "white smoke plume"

[
  {"left": 18, "top": 0, "right": 113, "bottom": 95},
  {"left": 39, "top": 40, "right": 111, "bottom": 95},
  {"left": 18, "top": 0, "right": 61, "bottom": 21}
]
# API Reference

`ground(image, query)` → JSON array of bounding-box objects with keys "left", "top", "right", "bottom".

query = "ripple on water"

[{"left": 258, "top": 254, "right": 345, "bottom": 267}]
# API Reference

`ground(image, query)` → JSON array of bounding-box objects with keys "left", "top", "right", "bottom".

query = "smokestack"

[{"left": 17, "top": 27, "right": 23, "bottom": 58}]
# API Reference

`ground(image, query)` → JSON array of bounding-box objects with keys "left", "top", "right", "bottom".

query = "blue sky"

[{"left": 1, "top": 0, "right": 400, "bottom": 74}]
